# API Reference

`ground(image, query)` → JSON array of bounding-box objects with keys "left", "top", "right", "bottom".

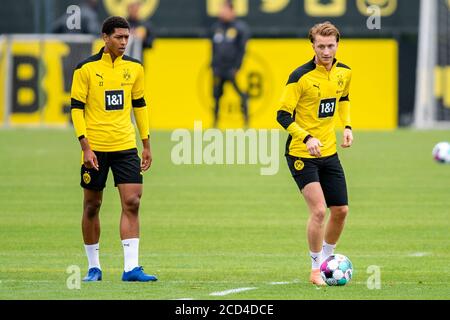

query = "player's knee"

[
  {"left": 123, "top": 195, "right": 141, "bottom": 214},
  {"left": 311, "top": 205, "right": 327, "bottom": 224},
  {"left": 332, "top": 206, "right": 348, "bottom": 221},
  {"left": 84, "top": 199, "right": 102, "bottom": 218}
]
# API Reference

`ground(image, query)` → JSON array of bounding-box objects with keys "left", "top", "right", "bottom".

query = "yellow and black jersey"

[
  {"left": 71, "top": 47, "right": 149, "bottom": 152},
  {"left": 277, "top": 57, "right": 352, "bottom": 158}
]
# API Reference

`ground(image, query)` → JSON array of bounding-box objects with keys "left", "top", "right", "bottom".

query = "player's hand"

[
  {"left": 141, "top": 147, "right": 152, "bottom": 171},
  {"left": 341, "top": 128, "right": 353, "bottom": 148},
  {"left": 83, "top": 149, "right": 99, "bottom": 171},
  {"left": 306, "top": 137, "right": 323, "bottom": 157}
]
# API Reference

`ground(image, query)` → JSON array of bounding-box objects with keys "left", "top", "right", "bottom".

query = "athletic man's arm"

[
  {"left": 234, "top": 21, "right": 250, "bottom": 72},
  {"left": 277, "top": 71, "right": 323, "bottom": 157},
  {"left": 132, "top": 64, "right": 152, "bottom": 171},
  {"left": 339, "top": 70, "right": 353, "bottom": 148},
  {"left": 276, "top": 76, "right": 314, "bottom": 143},
  {"left": 71, "top": 66, "right": 98, "bottom": 170}
]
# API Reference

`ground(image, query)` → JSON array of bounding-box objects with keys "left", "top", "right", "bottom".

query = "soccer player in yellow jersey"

[
  {"left": 277, "top": 22, "right": 353, "bottom": 286},
  {"left": 71, "top": 16, "right": 157, "bottom": 282}
]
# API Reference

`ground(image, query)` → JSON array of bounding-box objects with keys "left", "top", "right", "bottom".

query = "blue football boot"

[
  {"left": 122, "top": 266, "right": 158, "bottom": 282},
  {"left": 82, "top": 267, "right": 102, "bottom": 282}
]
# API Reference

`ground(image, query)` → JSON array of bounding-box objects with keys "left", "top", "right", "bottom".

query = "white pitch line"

[
  {"left": 0, "top": 280, "right": 56, "bottom": 283},
  {"left": 408, "top": 252, "right": 431, "bottom": 257},
  {"left": 210, "top": 287, "right": 257, "bottom": 296},
  {"left": 268, "top": 281, "right": 291, "bottom": 285}
]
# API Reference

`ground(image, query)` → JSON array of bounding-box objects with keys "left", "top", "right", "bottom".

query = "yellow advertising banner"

[
  {"left": 435, "top": 66, "right": 450, "bottom": 108},
  {"left": 145, "top": 38, "right": 398, "bottom": 129},
  {"left": 0, "top": 38, "right": 6, "bottom": 124},
  {"left": 9, "top": 41, "right": 42, "bottom": 126},
  {"left": 3, "top": 38, "right": 398, "bottom": 129}
]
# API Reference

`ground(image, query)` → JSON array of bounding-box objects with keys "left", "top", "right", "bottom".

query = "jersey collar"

[
  {"left": 99, "top": 47, "right": 123, "bottom": 66},
  {"left": 312, "top": 56, "right": 338, "bottom": 75}
]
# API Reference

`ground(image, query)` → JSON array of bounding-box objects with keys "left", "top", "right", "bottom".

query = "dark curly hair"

[{"left": 101, "top": 16, "right": 130, "bottom": 35}]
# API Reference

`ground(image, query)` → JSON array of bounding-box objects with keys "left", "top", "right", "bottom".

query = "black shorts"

[
  {"left": 80, "top": 148, "right": 142, "bottom": 191},
  {"left": 286, "top": 153, "right": 348, "bottom": 207}
]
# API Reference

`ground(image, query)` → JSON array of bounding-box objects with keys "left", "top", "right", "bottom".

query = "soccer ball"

[
  {"left": 432, "top": 142, "right": 450, "bottom": 164},
  {"left": 320, "top": 254, "right": 353, "bottom": 286}
]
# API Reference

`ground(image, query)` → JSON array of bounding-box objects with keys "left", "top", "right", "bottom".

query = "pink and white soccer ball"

[
  {"left": 320, "top": 254, "right": 353, "bottom": 286},
  {"left": 432, "top": 142, "right": 450, "bottom": 164}
]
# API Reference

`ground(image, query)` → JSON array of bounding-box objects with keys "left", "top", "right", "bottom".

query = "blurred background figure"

[
  {"left": 52, "top": 0, "right": 100, "bottom": 35},
  {"left": 126, "top": 1, "right": 156, "bottom": 61},
  {"left": 210, "top": 0, "right": 250, "bottom": 128}
]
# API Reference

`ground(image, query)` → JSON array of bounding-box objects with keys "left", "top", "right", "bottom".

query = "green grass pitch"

[{"left": 0, "top": 128, "right": 449, "bottom": 299}]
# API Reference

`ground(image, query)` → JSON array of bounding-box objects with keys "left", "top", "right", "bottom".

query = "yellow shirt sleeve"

[
  {"left": 279, "top": 81, "right": 301, "bottom": 115},
  {"left": 133, "top": 107, "right": 149, "bottom": 140},
  {"left": 132, "top": 65, "right": 145, "bottom": 100},
  {"left": 70, "top": 66, "right": 89, "bottom": 139},
  {"left": 132, "top": 65, "right": 149, "bottom": 140},
  {"left": 71, "top": 108, "right": 86, "bottom": 139},
  {"left": 339, "top": 70, "right": 352, "bottom": 128},
  {"left": 339, "top": 101, "right": 351, "bottom": 128},
  {"left": 278, "top": 80, "right": 312, "bottom": 142},
  {"left": 71, "top": 67, "right": 89, "bottom": 105}
]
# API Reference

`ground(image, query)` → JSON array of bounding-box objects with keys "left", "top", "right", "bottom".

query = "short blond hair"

[{"left": 308, "top": 21, "right": 340, "bottom": 43}]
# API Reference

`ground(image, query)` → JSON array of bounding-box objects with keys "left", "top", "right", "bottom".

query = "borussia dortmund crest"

[
  {"left": 294, "top": 160, "right": 304, "bottom": 171},
  {"left": 123, "top": 69, "right": 131, "bottom": 81},
  {"left": 226, "top": 27, "right": 238, "bottom": 39},
  {"left": 356, "top": 0, "right": 397, "bottom": 17},
  {"left": 103, "top": 0, "right": 159, "bottom": 20},
  {"left": 337, "top": 75, "right": 344, "bottom": 88},
  {"left": 83, "top": 172, "right": 91, "bottom": 184}
]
